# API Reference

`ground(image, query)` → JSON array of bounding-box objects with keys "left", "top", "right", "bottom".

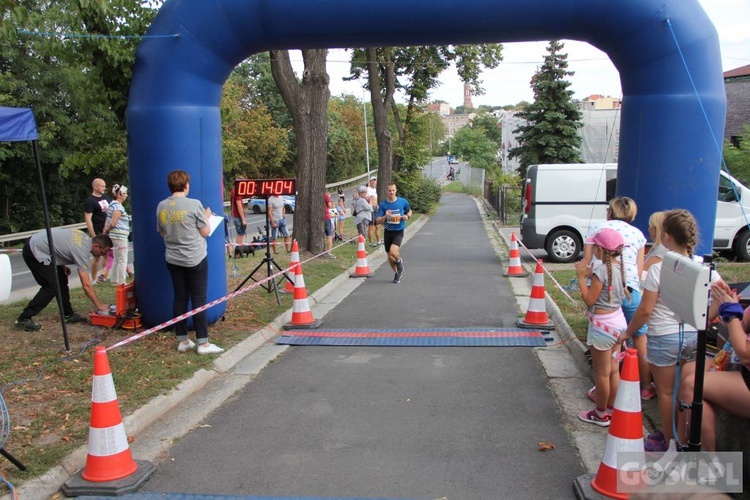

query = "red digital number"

[
  {"left": 235, "top": 178, "right": 295, "bottom": 196},
  {"left": 235, "top": 180, "right": 257, "bottom": 197}
]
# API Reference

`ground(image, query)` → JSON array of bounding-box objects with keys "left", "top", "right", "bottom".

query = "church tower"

[{"left": 463, "top": 82, "right": 473, "bottom": 110}]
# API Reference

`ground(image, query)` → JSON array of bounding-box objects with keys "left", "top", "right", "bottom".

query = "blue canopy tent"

[{"left": 0, "top": 107, "right": 72, "bottom": 353}]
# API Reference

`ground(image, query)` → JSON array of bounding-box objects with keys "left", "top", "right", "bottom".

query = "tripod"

[{"left": 233, "top": 197, "right": 292, "bottom": 306}]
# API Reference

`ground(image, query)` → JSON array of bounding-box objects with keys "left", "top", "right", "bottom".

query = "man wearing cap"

[
  {"left": 366, "top": 176, "right": 381, "bottom": 247},
  {"left": 15, "top": 229, "right": 113, "bottom": 331}
]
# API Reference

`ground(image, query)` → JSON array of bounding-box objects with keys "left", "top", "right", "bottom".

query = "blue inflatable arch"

[{"left": 127, "top": 0, "right": 725, "bottom": 326}]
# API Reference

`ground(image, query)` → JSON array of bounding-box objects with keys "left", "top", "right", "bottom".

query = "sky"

[{"left": 291, "top": 0, "right": 750, "bottom": 108}]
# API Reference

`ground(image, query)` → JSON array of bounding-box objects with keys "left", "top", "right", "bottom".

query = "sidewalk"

[{"left": 5, "top": 194, "right": 652, "bottom": 499}]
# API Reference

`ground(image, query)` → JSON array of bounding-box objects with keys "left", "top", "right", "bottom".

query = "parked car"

[{"left": 248, "top": 195, "right": 295, "bottom": 214}]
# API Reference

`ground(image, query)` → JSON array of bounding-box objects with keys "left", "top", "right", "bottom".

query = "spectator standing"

[
  {"left": 268, "top": 194, "right": 291, "bottom": 253},
  {"left": 324, "top": 191, "right": 335, "bottom": 258},
  {"left": 229, "top": 182, "right": 247, "bottom": 248},
  {"left": 353, "top": 185, "right": 372, "bottom": 239},
  {"left": 376, "top": 182, "right": 412, "bottom": 284},
  {"left": 15, "top": 229, "right": 112, "bottom": 331},
  {"left": 336, "top": 195, "right": 347, "bottom": 239},
  {"left": 103, "top": 184, "right": 130, "bottom": 286},
  {"left": 367, "top": 176, "right": 381, "bottom": 247},
  {"left": 156, "top": 170, "right": 223, "bottom": 355},
  {"left": 584, "top": 197, "right": 650, "bottom": 399},
  {"left": 575, "top": 228, "right": 628, "bottom": 427},
  {"left": 618, "top": 209, "right": 722, "bottom": 451},
  {"left": 85, "top": 178, "right": 113, "bottom": 282},
  {"left": 84, "top": 178, "right": 110, "bottom": 237}
]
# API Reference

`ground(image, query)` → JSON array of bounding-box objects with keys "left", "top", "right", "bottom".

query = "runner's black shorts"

[{"left": 384, "top": 229, "right": 404, "bottom": 253}]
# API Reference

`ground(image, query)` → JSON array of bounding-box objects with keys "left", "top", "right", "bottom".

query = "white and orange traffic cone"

[
  {"left": 574, "top": 348, "right": 646, "bottom": 499},
  {"left": 283, "top": 257, "right": 321, "bottom": 330},
  {"left": 283, "top": 240, "right": 299, "bottom": 293},
  {"left": 350, "top": 234, "right": 375, "bottom": 278},
  {"left": 517, "top": 260, "right": 554, "bottom": 330},
  {"left": 62, "top": 347, "right": 154, "bottom": 496},
  {"left": 503, "top": 232, "right": 529, "bottom": 277}
]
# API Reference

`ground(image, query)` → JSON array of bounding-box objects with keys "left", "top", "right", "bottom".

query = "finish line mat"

[{"left": 276, "top": 328, "right": 548, "bottom": 347}]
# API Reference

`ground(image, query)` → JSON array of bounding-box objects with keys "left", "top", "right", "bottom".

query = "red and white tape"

[{"left": 106, "top": 240, "right": 357, "bottom": 352}]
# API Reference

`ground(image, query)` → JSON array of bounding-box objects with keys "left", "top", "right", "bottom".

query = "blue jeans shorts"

[
  {"left": 271, "top": 219, "right": 289, "bottom": 239},
  {"left": 622, "top": 288, "right": 647, "bottom": 338},
  {"left": 646, "top": 331, "right": 697, "bottom": 367},
  {"left": 324, "top": 219, "right": 334, "bottom": 237},
  {"left": 233, "top": 217, "right": 247, "bottom": 235}
]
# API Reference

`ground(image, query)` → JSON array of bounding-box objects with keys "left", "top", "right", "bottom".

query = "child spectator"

[
  {"left": 337, "top": 196, "right": 347, "bottom": 239},
  {"left": 618, "top": 209, "right": 722, "bottom": 451},
  {"left": 575, "top": 227, "right": 629, "bottom": 427}
]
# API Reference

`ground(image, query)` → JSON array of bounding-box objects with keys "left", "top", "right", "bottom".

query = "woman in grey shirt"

[{"left": 156, "top": 170, "right": 223, "bottom": 355}]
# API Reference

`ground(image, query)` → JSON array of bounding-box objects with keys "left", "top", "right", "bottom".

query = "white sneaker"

[
  {"left": 197, "top": 343, "right": 225, "bottom": 355},
  {"left": 177, "top": 339, "right": 196, "bottom": 353}
]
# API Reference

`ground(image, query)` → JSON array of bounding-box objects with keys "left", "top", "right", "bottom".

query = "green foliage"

[
  {"left": 723, "top": 125, "right": 750, "bottom": 186},
  {"left": 348, "top": 44, "right": 503, "bottom": 179},
  {"left": 451, "top": 126, "right": 499, "bottom": 175},
  {"left": 220, "top": 76, "right": 291, "bottom": 182},
  {"left": 471, "top": 112, "right": 502, "bottom": 148},
  {"left": 394, "top": 107, "right": 435, "bottom": 174},
  {"left": 509, "top": 41, "right": 583, "bottom": 179},
  {"left": 326, "top": 94, "right": 369, "bottom": 182},
  {"left": 393, "top": 171, "right": 441, "bottom": 214}
]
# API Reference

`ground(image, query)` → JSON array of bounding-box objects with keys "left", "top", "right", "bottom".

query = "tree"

[
  {"left": 470, "top": 112, "right": 502, "bottom": 150},
  {"left": 451, "top": 126, "right": 498, "bottom": 173},
  {"left": 220, "top": 74, "right": 290, "bottom": 183},
  {"left": 724, "top": 125, "right": 750, "bottom": 187},
  {"left": 270, "top": 49, "right": 330, "bottom": 253},
  {"left": 509, "top": 40, "right": 583, "bottom": 178},
  {"left": 349, "top": 44, "right": 502, "bottom": 199},
  {"left": 327, "top": 95, "right": 368, "bottom": 183},
  {"left": 0, "top": 0, "right": 158, "bottom": 233}
]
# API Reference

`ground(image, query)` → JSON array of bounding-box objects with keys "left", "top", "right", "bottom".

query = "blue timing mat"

[
  {"left": 96, "top": 495, "right": 400, "bottom": 500},
  {"left": 276, "top": 328, "right": 548, "bottom": 347}
]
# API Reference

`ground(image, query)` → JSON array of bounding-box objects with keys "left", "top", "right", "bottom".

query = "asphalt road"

[{"left": 139, "top": 192, "right": 583, "bottom": 499}]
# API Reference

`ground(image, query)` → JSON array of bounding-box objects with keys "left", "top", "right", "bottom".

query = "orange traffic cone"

[
  {"left": 504, "top": 232, "right": 529, "bottom": 277},
  {"left": 517, "top": 260, "right": 554, "bottom": 330},
  {"left": 350, "top": 234, "right": 375, "bottom": 278},
  {"left": 574, "top": 348, "right": 646, "bottom": 499},
  {"left": 63, "top": 347, "right": 155, "bottom": 496},
  {"left": 284, "top": 240, "right": 299, "bottom": 293},
  {"left": 283, "top": 258, "right": 321, "bottom": 329}
]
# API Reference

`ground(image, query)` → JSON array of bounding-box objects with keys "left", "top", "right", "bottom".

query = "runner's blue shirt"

[{"left": 377, "top": 197, "right": 411, "bottom": 231}]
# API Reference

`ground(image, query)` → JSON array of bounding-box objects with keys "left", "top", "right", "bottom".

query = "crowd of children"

[{"left": 575, "top": 200, "right": 750, "bottom": 454}]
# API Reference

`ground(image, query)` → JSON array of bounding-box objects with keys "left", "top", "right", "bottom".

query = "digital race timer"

[{"left": 234, "top": 178, "right": 296, "bottom": 197}]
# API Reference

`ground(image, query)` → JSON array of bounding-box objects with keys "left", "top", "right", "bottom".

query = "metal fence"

[{"left": 484, "top": 181, "right": 522, "bottom": 225}]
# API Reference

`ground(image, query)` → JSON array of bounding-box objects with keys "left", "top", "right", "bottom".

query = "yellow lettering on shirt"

[{"left": 160, "top": 209, "right": 189, "bottom": 224}]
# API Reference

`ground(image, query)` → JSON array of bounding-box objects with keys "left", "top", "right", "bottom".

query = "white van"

[{"left": 519, "top": 163, "right": 750, "bottom": 263}]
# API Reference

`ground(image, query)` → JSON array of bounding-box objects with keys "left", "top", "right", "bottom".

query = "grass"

[
  {"left": 545, "top": 262, "right": 750, "bottom": 343},
  {"left": 0, "top": 216, "right": 377, "bottom": 486}
]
